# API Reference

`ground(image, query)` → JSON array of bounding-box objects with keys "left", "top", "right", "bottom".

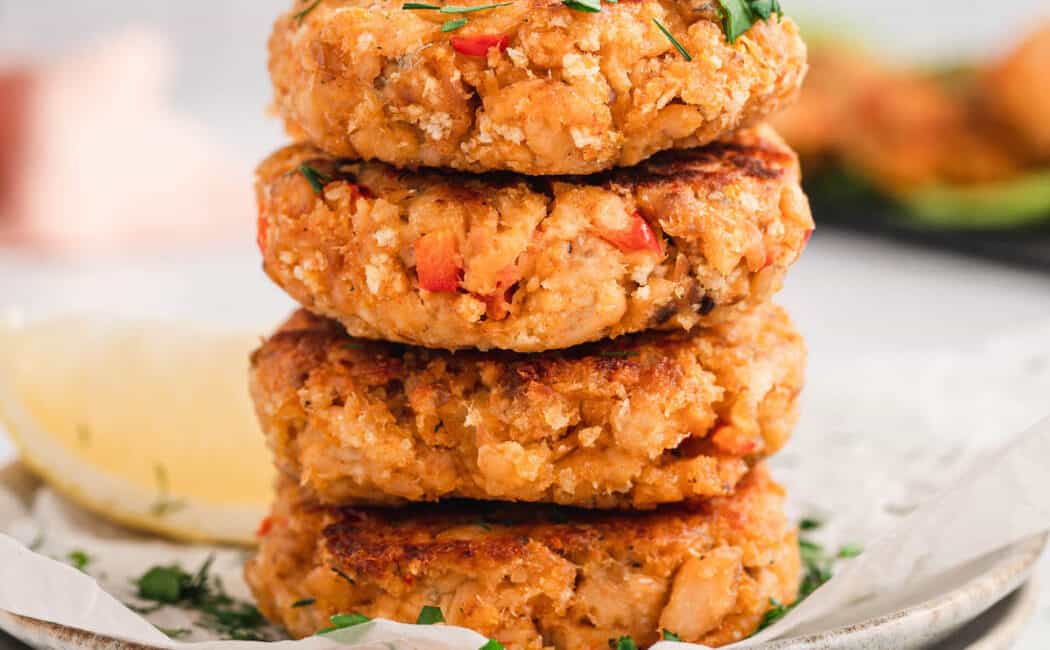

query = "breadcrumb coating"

[
  {"left": 249, "top": 304, "right": 804, "bottom": 509},
  {"left": 268, "top": 0, "right": 807, "bottom": 174},
  {"left": 256, "top": 124, "right": 813, "bottom": 352},
  {"left": 245, "top": 464, "right": 800, "bottom": 648}
]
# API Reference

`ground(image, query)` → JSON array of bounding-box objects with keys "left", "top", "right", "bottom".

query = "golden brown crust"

[
  {"left": 268, "top": 0, "right": 807, "bottom": 175},
  {"left": 249, "top": 303, "right": 805, "bottom": 509},
  {"left": 256, "top": 125, "right": 813, "bottom": 352},
  {"left": 246, "top": 464, "right": 801, "bottom": 648}
]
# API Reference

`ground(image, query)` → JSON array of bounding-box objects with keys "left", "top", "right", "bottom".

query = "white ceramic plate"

[{"left": 0, "top": 460, "right": 1044, "bottom": 650}]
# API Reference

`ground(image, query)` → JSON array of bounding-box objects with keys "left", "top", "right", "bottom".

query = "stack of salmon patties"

[{"left": 246, "top": 0, "right": 813, "bottom": 647}]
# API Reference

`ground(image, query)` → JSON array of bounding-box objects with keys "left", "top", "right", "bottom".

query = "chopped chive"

[
  {"left": 299, "top": 164, "right": 331, "bottom": 195},
  {"left": 480, "top": 641, "right": 505, "bottom": 650},
  {"left": 295, "top": 0, "right": 322, "bottom": 24},
  {"left": 441, "top": 17, "right": 469, "bottom": 31},
  {"left": 332, "top": 568, "right": 356, "bottom": 585},
  {"left": 563, "top": 0, "right": 601, "bottom": 12},
  {"left": 838, "top": 543, "right": 863, "bottom": 559},
  {"left": 444, "top": 2, "right": 512, "bottom": 12},
  {"left": 416, "top": 605, "right": 445, "bottom": 625},
  {"left": 292, "top": 598, "right": 316, "bottom": 608},
  {"left": 662, "top": 629, "right": 682, "bottom": 641},
  {"left": 799, "top": 518, "right": 823, "bottom": 531},
  {"left": 653, "top": 19, "right": 692, "bottom": 61},
  {"left": 404, "top": 1, "right": 511, "bottom": 11}
]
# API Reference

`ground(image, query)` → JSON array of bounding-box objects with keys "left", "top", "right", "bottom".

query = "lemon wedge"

[{"left": 0, "top": 317, "right": 273, "bottom": 546}]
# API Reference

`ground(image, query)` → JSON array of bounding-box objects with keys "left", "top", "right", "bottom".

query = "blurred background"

[{"left": 1, "top": 0, "right": 1049, "bottom": 646}]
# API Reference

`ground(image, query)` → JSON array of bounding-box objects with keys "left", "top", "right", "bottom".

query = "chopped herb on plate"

[
  {"left": 68, "top": 549, "right": 92, "bottom": 572},
  {"left": 318, "top": 612, "right": 371, "bottom": 634},
  {"left": 416, "top": 605, "right": 446, "bottom": 624},
  {"left": 131, "top": 556, "right": 271, "bottom": 641}
]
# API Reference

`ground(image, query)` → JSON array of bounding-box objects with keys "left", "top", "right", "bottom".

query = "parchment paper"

[{"left": 1, "top": 318, "right": 1049, "bottom": 649}]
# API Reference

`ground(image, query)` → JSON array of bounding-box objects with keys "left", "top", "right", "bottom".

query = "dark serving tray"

[{"left": 805, "top": 180, "right": 1050, "bottom": 274}]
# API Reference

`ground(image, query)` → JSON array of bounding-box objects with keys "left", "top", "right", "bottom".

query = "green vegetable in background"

[{"left": 903, "top": 169, "right": 1050, "bottom": 230}]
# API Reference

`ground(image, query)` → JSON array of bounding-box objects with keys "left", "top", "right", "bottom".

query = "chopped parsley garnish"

[
  {"left": 652, "top": 19, "right": 692, "bottom": 61},
  {"left": 715, "top": 0, "right": 783, "bottom": 43},
  {"left": 749, "top": 0, "right": 782, "bottom": 19},
  {"left": 157, "top": 627, "right": 191, "bottom": 639},
  {"left": 299, "top": 164, "right": 331, "bottom": 196},
  {"left": 295, "top": 0, "right": 323, "bottom": 24},
  {"left": 416, "top": 605, "right": 445, "bottom": 624},
  {"left": 292, "top": 598, "right": 316, "bottom": 608},
  {"left": 563, "top": 0, "right": 601, "bottom": 12},
  {"left": 609, "top": 636, "right": 638, "bottom": 650},
  {"left": 441, "top": 18, "right": 469, "bottom": 31},
  {"left": 318, "top": 613, "right": 371, "bottom": 634},
  {"left": 662, "top": 629, "right": 682, "bottom": 641},
  {"left": 754, "top": 532, "right": 863, "bottom": 635},
  {"left": 404, "top": 2, "right": 512, "bottom": 13},
  {"left": 756, "top": 597, "right": 790, "bottom": 631},
  {"left": 799, "top": 517, "right": 822, "bottom": 531},
  {"left": 480, "top": 641, "right": 505, "bottom": 650},
  {"left": 131, "top": 557, "right": 271, "bottom": 641},
  {"left": 68, "top": 549, "right": 92, "bottom": 572}
]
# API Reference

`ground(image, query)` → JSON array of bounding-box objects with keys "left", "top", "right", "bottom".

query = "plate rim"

[{"left": 762, "top": 532, "right": 1047, "bottom": 649}]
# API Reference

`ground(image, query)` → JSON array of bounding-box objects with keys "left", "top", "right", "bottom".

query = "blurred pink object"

[{"left": 0, "top": 28, "right": 254, "bottom": 254}]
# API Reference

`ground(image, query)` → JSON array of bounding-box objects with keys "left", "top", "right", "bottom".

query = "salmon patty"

[
  {"left": 256, "top": 125, "right": 813, "bottom": 352},
  {"left": 268, "top": 0, "right": 806, "bottom": 175},
  {"left": 246, "top": 464, "right": 800, "bottom": 649},
  {"left": 249, "top": 303, "right": 804, "bottom": 509}
]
